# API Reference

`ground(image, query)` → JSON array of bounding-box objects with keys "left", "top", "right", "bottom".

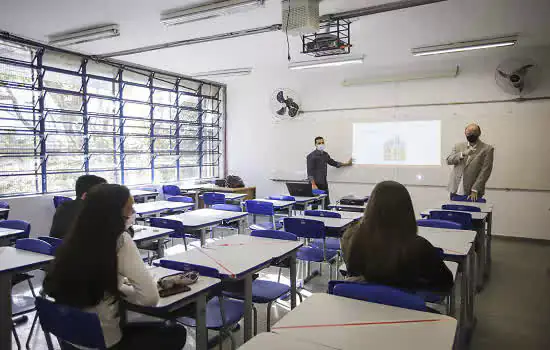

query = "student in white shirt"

[{"left": 43, "top": 184, "right": 187, "bottom": 350}]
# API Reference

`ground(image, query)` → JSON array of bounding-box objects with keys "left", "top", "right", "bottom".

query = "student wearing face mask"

[
  {"left": 306, "top": 136, "right": 352, "bottom": 208},
  {"left": 44, "top": 184, "right": 187, "bottom": 350},
  {"left": 446, "top": 123, "right": 494, "bottom": 201}
]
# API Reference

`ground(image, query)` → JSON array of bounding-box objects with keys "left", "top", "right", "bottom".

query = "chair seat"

[
  {"left": 212, "top": 204, "right": 242, "bottom": 212},
  {"left": 249, "top": 222, "right": 283, "bottom": 231},
  {"left": 177, "top": 297, "right": 244, "bottom": 330},
  {"left": 224, "top": 280, "right": 291, "bottom": 304},
  {"left": 297, "top": 246, "right": 338, "bottom": 262},
  {"left": 311, "top": 238, "right": 340, "bottom": 250}
]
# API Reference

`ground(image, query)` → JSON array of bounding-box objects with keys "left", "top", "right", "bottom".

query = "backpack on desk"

[{"left": 226, "top": 175, "right": 245, "bottom": 188}]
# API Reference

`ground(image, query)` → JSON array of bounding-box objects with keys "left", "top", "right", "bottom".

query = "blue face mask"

[{"left": 316, "top": 144, "right": 325, "bottom": 152}]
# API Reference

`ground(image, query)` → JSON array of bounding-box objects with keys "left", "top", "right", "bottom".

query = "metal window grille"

[{"left": 0, "top": 36, "right": 225, "bottom": 196}]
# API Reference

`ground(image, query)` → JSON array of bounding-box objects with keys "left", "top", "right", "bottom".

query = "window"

[{"left": 0, "top": 37, "right": 225, "bottom": 196}]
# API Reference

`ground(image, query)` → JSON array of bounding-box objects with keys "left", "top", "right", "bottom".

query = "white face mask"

[
  {"left": 316, "top": 144, "right": 326, "bottom": 152},
  {"left": 125, "top": 212, "right": 136, "bottom": 231}
]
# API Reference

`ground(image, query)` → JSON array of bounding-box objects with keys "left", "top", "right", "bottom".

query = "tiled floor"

[{"left": 11, "top": 233, "right": 550, "bottom": 349}]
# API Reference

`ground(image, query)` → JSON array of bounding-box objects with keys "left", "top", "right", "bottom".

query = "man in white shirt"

[{"left": 446, "top": 123, "right": 495, "bottom": 201}]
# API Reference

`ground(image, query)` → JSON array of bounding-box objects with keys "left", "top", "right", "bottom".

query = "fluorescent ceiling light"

[
  {"left": 412, "top": 35, "right": 518, "bottom": 56},
  {"left": 161, "top": 0, "right": 265, "bottom": 26},
  {"left": 192, "top": 68, "right": 253, "bottom": 78},
  {"left": 48, "top": 25, "right": 120, "bottom": 46},
  {"left": 289, "top": 56, "right": 364, "bottom": 70}
]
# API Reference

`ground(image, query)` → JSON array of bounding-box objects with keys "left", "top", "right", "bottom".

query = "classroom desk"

[
  {"left": 134, "top": 200, "right": 194, "bottom": 217},
  {"left": 163, "top": 209, "right": 249, "bottom": 246},
  {"left": 328, "top": 203, "right": 366, "bottom": 213},
  {"left": 319, "top": 210, "right": 362, "bottom": 221},
  {"left": 0, "top": 227, "right": 24, "bottom": 246},
  {"left": 130, "top": 189, "right": 159, "bottom": 201},
  {"left": 132, "top": 225, "right": 174, "bottom": 258},
  {"left": 236, "top": 332, "right": 334, "bottom": 350},
  {"left": 123, "top": 266, "right": 221, "bottom": 350},
  {"left": 158, "top": 234, "right": 303, "bottom": 343},
  {"left": 293, "top": 195, "right": 327, "bottom": 209},
  {"left": 201, "top": 192, "right": 247, "bottom": 202},
  {"left": 255, "top": 199, "right": 295, "bottom": 216},
  {"left": 0, "top": 247, "right": 54, "bottom": 350},
  {"left": 441, "top": 200, "right": 494, "bottom": 281},
  {"left": 290, "top": 215, "right": 357, "bottom": 235},
  {"left": 271, "top": 293, "right": 457, "bottom": 350}
]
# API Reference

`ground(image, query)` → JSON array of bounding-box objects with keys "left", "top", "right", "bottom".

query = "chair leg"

[
  {"left": 266, "top": 301, "right": 273, "bottom": 332},
  {"left": 277, "top": 268, "right": 282, "bottom": 283},
  {"left": 12, "top": 324, "right": 22, "bottom": 350},
  {"left": 253, "top": 305, "right": 258, "bottom": 336},
  {"left": 183, "top": 236, "right": 188, "bottom": 251},
  {"left": 25, "top": 313, "right": 39, "bottom": 350},
  {"left": 27, "top": 279, "right": 37, "bottom": 298}
]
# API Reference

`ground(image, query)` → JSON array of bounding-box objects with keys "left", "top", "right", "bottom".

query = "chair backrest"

[
  {"left": 16, "top": 238, "right": 54, "bottom": 255},
  {"left": 417, "top": 219, "right": 463, "bottom": 230},
  {"left": 35, "top": 297, "right": 107, "bottom": 349},
  {"left": 304, "top": 210, "right": 341, "bottom": 218},
  {"left": 162, "top": 185, "right": 181, "bottom": 196},
  {"left": 450, "top": 194, "right": 487, "bottom": 203},
  {"left": 328, "top": 281, "right": 427, "bottom": 312},
  {"left": 312, "top": 189, "right": 326, "bottom": 196},
  {"left": 53, "top": 196, "right": 73, "bottom": 209},
  {"left": 167, "top": 196, "right": 194, "bottom": 203},
  {"left": 158, "top": 260, "right": 220, "bottom": 278},
  {"left": 251, "top": 229, "right": 298, "bottom": 241},
  {"left": 38, "top": 236, "right": 63, "bottom": 253},
  {"left": 429, "top": 210, "right": 473, "bottom": 230},
  {"left": 203, "top": 192, "right": 225, "bottom": 206},
  {"left": 283, "top": 217, "right": 326, "bottom": 239},
  {"left": 150, "top": 217, "right": 185, "bottom": 233},
  {"left": 0, "top": 200, "right": 10, "bottom": 209},
  {"left": 268, "top": 195, "right": 295, "bottom": 201},
  {"left": 245, "top": 200, "right": 275, "bottom": 216},
  {"left": 0, "top": 200, "right": 9, "bottom": 220},
  {"left": 212, "top": 204, "right": 242, "bottom": 212},
  {"left": 442, "top": 204, "right": 481, "bottom": 212},
  {"left": 0, "top": 219, "right": 31, "bottom": 238}
]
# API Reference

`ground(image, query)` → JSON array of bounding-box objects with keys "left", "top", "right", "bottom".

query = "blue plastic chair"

[
  {"left": 0, "top": 201, "right": 9, "bottom": 220},
  {"left": 37, "top": 236, "right": 63, "bottom": 253},
  {"left": 150, "top": 217, "right": 194, "bottom": 251},
  {"left": 304, "top": 210, "right": 341, "bottom": 218},
  {"left": 268, "top": 195, "right": 295, "bottom": 201},
  {"left": 283, "top": 217, "right": 339, "bottom": 279},
  {"left": 442, "top": 204, "right": 481, "bottom": 212},
  {"left": 450, "top": 194, "right": 486, "bottom": 203},
  {"left": 327, "top": 281, "right": 428, "bottom": 312},
  {"left": 245, "top": 200, "right": 282, "bottom": 231},
  {"left": 167, "top": 195, "right": 194, "bottom": 203},
  {"left": 162, "top": 185, "right": 181, "bottom": 197},
  {"left": 53, "top": 196, "right": 72, "bottom": 209},
  {"left": 157, "top": 260, "right": 244, "bottom": 349},
  {"left": 429, "top": 210, "right": 473, "bottom": 230},
  {"left": 304, "top": 210, "right": 341, "bottom": 250},
  {"left": 15, "top": 238, "right": 54, "bottom": 255},
  {"left": 212, "top": 204, "right": 242, "bottom": 212},
  {"left": 203, "top": 192, "right": 226, "bottom": 207},
  {"left": 0, "top": 219, "right": 31, "bottom": 241},
  {"left": 417, "top": 219, "right": 463, "bottom": 230},
  {"left": 35, "top": 296, "right": 107, "bottom": 349}
]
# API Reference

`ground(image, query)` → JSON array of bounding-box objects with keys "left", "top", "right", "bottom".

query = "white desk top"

[
  {"left": 293, "top": 196, "right": 324, "bottom": 204},
  {"left": 202, "top": 192, "right": 247, "bottom": 200},
  {"left": 0, "top": 227, "right": 24, "bottom": 240},
  {"left": 132, "top": 225, "right": 174, "bottom": 243},
  {"left": 312, "top": 211, "right": 362, "bottom": 221},
  {"left": 160, "top": 235, "right": 302, "bottom": 279},
  {"left": 329, "top": 203, "right": 366, "bottom": 211},
  {"left": 141, "top": 266, "right": 220, "bottom": 310},
  {"left": 418, "top": 226, "right": 475, "bottom": 257},
  {"left": 272, "top": 293, "right": 457, "bottom": 350},
  {"left": 0, "top": 247, "right": 53, "bottom": 274},
  {"left": 441, "top": 201, "right": 493, "bottom": 212},
  {"left": 163, "top": 209, "right": 248, "bottom": 229},
  {"left": 290, "top": 215, "right": 356, "bottom": 230},
  {"left": 237, "top": 332, "right": 334, "bottom": 350},
  {"left": 421, "top": 208, "right": 488, "bottom": 221},
  {"left": 254, "top": 199, "right": 295, "bottom": 209},
  {"left": 134, "top": 201, "right": 194, "bottom": 215},
  {"left": 130, "top": 189, "right": 158, "bottom": 197},
  {"left": 0, "top": 208, "right": 9, "bottom": 213}
]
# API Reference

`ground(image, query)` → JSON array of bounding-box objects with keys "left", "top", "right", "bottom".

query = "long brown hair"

[{"left": 347, "top": 181, "right": 418, "bottom": 278}]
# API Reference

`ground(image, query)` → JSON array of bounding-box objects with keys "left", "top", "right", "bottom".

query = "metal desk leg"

[
  {"left": 238, "top": 218, "right": 245, "bottom": 235},
  {"left": 243, "top": 274, "right": 253, "bottom": 342},
  {"left": 458, "top": 256, "right": 468, "bottom": 333},
  {"left": 157, "top": 241, "right": 165, "bottom": 258},
  {"left": 485, "top": 212, "right": 493, "bottom": 280},
  {"left": 289, "top": 253, "right": 297, "bottom": 309},
  {"left": 476, "top": 224, "right": 486, "bottom": 291},
  {"left": 200, "top": 228, "right": 206, "bottom": 247},
  {"left": 0, "top": 274, "right": 13, "bottom": 350},
  {"left": 195, "top": 294, "right": 208, "bottom": 350},
  {"left": 288, "top": 206, "right": 292, "bottom": 217}
]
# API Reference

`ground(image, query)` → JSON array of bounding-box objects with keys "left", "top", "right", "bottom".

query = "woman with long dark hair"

[
  {"left": 44, "top": 184, "right": 186, "bottom": 350},
  {"left": 341, "top": 181, "right": 453, "bottom": 293}
]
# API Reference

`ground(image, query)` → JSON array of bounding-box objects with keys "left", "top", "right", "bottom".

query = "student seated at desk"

[
  {"left": 50, "top": 175, "right": 106, "bottom": 239},
  {"left": 44, "top": 184, "right": 187, "bottom": 350},
  {"left": 341, "top": 181, "right": 453, "bottom": 293}
]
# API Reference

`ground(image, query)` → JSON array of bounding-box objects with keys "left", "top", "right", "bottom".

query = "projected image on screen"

[{"left": 353, "top": 121, "right": 441, "bottom": 166}]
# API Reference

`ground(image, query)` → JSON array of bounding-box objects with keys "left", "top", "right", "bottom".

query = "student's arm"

[
  {"left": 117, "top": 232, "right": 160, "bottom": 306},
  {"left": 416, "top": 237, "right": 454, "bottom": 293},
  {"left": 326, "top": 154, "right": 342, "bottom": 168},
  {"left": 306, "top": 154, "right": 317, "bottom": 188},
  {"left": 446, "top": 144, "right": 465, "bottom": 166},
  {"left": 472, "top": 147, "right": 494, "bottom": 193}
]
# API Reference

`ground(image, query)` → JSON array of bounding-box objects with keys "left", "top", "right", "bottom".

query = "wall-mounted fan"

[
  {"left": 495, "top": 58, "right": 540, "bottom": 96},
  {"left": 270, "top": 89, "right": 301, "bottom": 120}
]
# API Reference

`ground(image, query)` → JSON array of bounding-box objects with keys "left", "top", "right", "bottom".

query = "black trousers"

[
  {"left": 316, "top": 183, "right": 330, "bottom": 209},
  {"left": 113, "top": 322, "right": 187, "bottom": 350}
]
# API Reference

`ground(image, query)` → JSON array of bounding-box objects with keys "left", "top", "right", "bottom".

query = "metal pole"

[
  {"left": 149, "top": 74, "right": 155, "bottom": 184},
  {"left": 117, "top": 69, "right": 125, "bottom": 184},
  {"left": 81, "top": 59, "right": 90, "bottom": 173},
  {"left": 36, "top": 48, "right": 47, "bottom": 192}
]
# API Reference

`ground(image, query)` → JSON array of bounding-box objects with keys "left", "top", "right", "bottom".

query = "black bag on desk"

[
  {"left": 339, "top": 195, "right": 369, "bottom": 206},
  {"left": 226, "top": 175, "right": 245, "bottom": 188}
]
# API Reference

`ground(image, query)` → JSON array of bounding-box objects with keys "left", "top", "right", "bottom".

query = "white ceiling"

[{"left": 1, "top": 0, "right": 550, "bottom": 75}]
